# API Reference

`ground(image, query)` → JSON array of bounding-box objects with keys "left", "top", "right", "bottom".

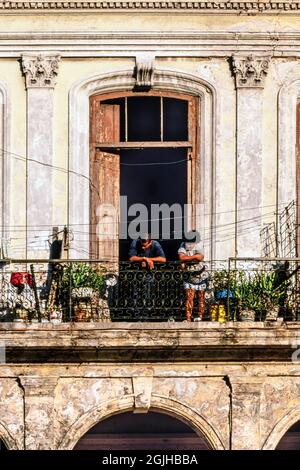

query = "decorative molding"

[
  {"left": 134, "top": 53, "right": 155, "bottom": 90},
  {"left": 21, "top": 53, "right": 61, "bottom": 89},
  {"left": 0, "top": 1, "right": 300, "bottom": 13},
  {"left": 0, "top": 32, "right": 300, "bottom": 58},
  {"left": 231, "top": 55, "right": 270, "bottom": 88}
]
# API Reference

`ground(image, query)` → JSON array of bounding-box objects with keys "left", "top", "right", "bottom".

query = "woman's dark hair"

[{"left": 183, "top": 230, "right": 200, "bottom": 243}]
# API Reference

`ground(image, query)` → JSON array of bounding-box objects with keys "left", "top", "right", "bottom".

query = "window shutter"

[{"left": 90, "top": 101, "right": 120, "bottom": 261}]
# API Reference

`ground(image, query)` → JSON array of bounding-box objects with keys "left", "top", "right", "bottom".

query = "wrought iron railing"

[{"left": 0, "top": 258, "right": 299, "bottom": 322}]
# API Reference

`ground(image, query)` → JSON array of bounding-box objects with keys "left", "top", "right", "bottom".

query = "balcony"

[{"left": 0, "top": 258, "right": 299, "bottom": 324}]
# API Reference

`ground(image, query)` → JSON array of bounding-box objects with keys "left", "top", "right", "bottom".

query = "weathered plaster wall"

[
  {"left": 1, "top": 361, "right": 300, "bottom": 450},
  {"left": 0, "top": 323, "right": 299, "bottom": 450},
  {"left": 0, "top": 12, "right": 299, "bottom": 33}
]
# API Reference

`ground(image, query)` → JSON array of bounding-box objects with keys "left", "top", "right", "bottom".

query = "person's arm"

[
  {"left": 128, "top": 241, "right": 145, "bottom": 263},
  {"left": 178, "top": 242, "right": 204, "bottom": 262},
  {"left": 148, "top": 256, "right": 166, "bottom": 263},
  {"left": 129, "top": 255, "right": 146, "bottom": 262},
  {"left": 178, "top": 253, "right": 204, "bottom": 262}
]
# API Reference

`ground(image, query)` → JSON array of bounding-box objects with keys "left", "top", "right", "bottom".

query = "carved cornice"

[
  {"left": 21, "top": 53, "right": 61, "bottom": 88},
  {"left": 0, "top": 1, "right": 300, "bottom": 13},
  {"left": 231, "top": 55, "right": 270, "bottom": 88}
]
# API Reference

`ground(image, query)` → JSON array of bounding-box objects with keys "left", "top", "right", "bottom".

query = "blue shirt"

[{"left": 129, "top": 240, "right": 165, "bottom": 259}]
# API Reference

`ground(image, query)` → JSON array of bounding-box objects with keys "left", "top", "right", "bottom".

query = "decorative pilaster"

[
  {"left": 231, "top": 55, "right": 270, "bottom": 256},
  {"left": 21, "top": 53, "right": 60, "bottom": 258},
  {"left": 20, "top": 376, "right": 58, "bottom": 450},
  {"left": 230, "top": 377, "right": 264, "bottom": 450},
  {"left": 134, "top": 53, "right": 155, "bottom": 90}
]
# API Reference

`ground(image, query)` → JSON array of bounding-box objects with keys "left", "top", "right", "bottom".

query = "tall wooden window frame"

[
  {"left": 89, "top": 90, "right": 200, "bottom": 261},
  {"left": 297, "top": 99, "right": 300, "bottom": 257}
]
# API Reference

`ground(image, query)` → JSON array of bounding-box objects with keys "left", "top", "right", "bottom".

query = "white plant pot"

[
  {"left": 72, "top": 287, "right": 94, "bottom": 299},
  {"left": 49, "top": 310, "right": 62, "bottom": 324}
]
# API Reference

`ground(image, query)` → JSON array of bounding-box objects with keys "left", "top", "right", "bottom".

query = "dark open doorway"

[
  {"left": 120, "top": 148, "right": 187, "bottom": 261},
  {"left": 74, "top": 410, "right": 210, "bottom": 450}
]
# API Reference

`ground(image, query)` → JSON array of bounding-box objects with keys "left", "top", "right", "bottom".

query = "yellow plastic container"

[
  {"left": 218, "top": 305, "right": 227, "bottom": 323},
  {"left": 210, "top": 305, "right": 219, "bottom": 322}
]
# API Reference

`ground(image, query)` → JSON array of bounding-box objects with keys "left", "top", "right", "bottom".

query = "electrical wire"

[{"left": 0, "top": 204, "right": 284, "bottom": 231}]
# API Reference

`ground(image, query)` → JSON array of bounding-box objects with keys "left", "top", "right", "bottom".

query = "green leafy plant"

[
  {"left": 233, "top": 272, "right": 261, "bottom": 311},
  {"left": 233, "top": 270, "right": 287, "bottom": 318},
  {"left": 255, "top": 272, "right": 287, "bottom": 310},
  {"left": 63, "top": 263, "right": 106, "bottom": 290}
]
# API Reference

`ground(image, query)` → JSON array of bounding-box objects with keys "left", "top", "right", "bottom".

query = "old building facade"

[{"left": 0, "top": 1, "right": 300, "bottom": 450}]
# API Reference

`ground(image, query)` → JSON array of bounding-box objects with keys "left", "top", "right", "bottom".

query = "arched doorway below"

[
  {"left": 276, "top": 420, "right": 300, "bottom": 449},
  {"left": 0, "top": 440, "right": 7, "bottom": 451},
  {"left": 74, "top": 411, "right": 210, "bottom": 450}
]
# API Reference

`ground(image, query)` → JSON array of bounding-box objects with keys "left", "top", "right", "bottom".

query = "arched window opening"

[
  {"left": 74, "top": 411, "right": 210, "bottom": 450},
  {"left": 0, "top": 439, "right": 8, "bottom": 451},
  {"left": 276, "top": 420, "right": 300, "bottom": 450}
]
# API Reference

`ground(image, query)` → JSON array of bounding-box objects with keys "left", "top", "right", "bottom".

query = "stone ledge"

[
  {"left": 0, "top": 320, "right": 295, "bottom": 330},
  {"left": 0, "top": 321, "right": 299, "bottom": 362}
]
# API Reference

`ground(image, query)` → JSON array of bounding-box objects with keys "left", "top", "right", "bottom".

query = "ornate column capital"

[
  {"left": 134, "top": 53, "right": 155, "bottom": 91},
  {"left": 231, "top": 55, "right": 270, "bottom": 89},
  {"left": 21, "top": 53, "right": 61, "bottom": 89}
]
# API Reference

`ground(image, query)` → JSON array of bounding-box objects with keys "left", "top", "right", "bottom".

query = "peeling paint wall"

[{"left": 1, "top": 363, "right": 300, "bottom": 449}]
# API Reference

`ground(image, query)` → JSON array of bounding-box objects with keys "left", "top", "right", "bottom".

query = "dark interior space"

[
  {"left": 74, "top": 411, "right": 210, "bottom": 450},
  {"left": 102, "top": 96, "right": 188, "bottom": 143},
  {"left": 0, "top": 440, "right": 7, "bottom": 451},
  {"left": 127, "top": 96, "right": 161, "bottom": 141},
  {"left": 276, "top": 420, "right": 300, "bottom": 450},
  {"left": 163, "top": 97, "right": 188, "bottom": 141},
  {"left": 119, "top": 148, "right": 187, "bottom": 261}
]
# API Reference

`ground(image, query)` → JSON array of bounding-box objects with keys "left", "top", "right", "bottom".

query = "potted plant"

[
  {"left": 61, "top": 263, "right": 106, "bottom": 321},
  {"left": 233, "top": 271, "right": 260, "bottom": 321},
  {"left": 66, "top": 263, "right": 105, "bottom": 298},
  {"left": 255, "top": 272, "right": 287, "bottom": 321}
]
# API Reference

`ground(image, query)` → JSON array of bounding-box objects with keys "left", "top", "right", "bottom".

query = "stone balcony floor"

[{"left": 0, "top": 320, "right": 300, "bottom": 362}]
